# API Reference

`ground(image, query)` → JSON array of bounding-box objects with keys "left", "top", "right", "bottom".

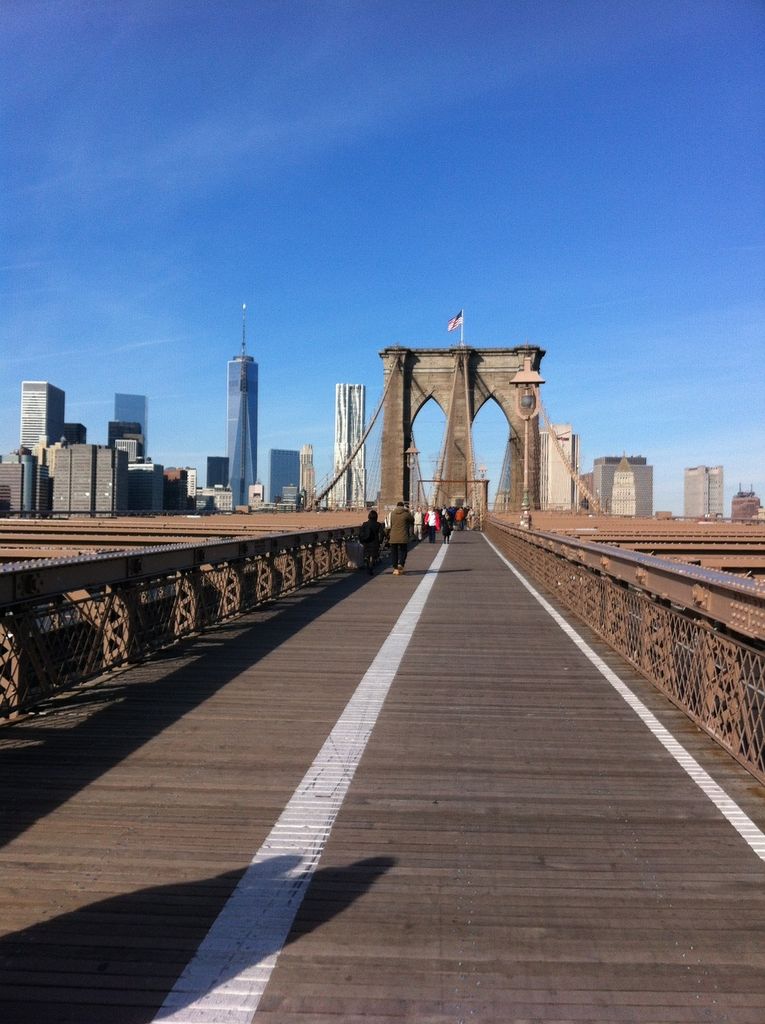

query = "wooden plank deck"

[{"left": 1, "top": 532, "right": 764, "bottom": 1022}]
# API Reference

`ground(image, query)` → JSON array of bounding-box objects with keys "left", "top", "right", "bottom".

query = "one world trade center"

[{"left": 227, "top": 306, "right": 258, "bottom": 507}]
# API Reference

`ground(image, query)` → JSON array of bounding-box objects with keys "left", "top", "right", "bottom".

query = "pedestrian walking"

[
  {"left": 441, "top": 510, "right": 453, "bottom": 544},
  {"left": 388, "top": 501, "right": 414, "bottom": 575},
  {"left": 425, "top": 506, "right": 439, "bottom": 543},
  {"left": 358, "top": 509, "right": 385, "bottom": 576}
]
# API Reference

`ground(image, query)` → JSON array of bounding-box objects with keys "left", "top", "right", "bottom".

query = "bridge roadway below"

[{"left": 1, "top": 532, "right": 764, "bottom": 1023}]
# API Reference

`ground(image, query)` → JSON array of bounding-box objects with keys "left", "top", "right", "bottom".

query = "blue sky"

[{"left": 2, "top": 0, "right": 763, "bottom": 513}]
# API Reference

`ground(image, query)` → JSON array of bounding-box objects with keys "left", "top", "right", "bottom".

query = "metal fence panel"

[{"left": 486, "top": 518, "right": 765, "bottom": 784}]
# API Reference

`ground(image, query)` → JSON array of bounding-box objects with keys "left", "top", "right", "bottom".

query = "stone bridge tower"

[{"left": 379, "top": 345, "right": 545, "bottom": 510}]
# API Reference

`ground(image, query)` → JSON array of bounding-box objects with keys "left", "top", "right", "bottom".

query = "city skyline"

[
  {"left": 2, "top": 370, "right": 762, "bottom": 517},
  {"left": 2, "top": 3, "right": 763, "bottom": 514}
]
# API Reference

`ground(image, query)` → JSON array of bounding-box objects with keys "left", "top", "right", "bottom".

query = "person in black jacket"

[
  {"left": 441, "top": 509, "right": 453, "bottom": 544},
  {"left": 358, "top": 509, "right": 385, "bottom": 576}
]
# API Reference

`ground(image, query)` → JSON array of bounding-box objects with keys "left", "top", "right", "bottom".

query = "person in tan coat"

[{"left": 388, "top": 501, "right": 414, "bottom": 575}]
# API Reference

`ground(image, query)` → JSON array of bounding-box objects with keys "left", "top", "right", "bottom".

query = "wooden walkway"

[{"left": 1, "top": 532, "right": 764, "bottom": 1023}]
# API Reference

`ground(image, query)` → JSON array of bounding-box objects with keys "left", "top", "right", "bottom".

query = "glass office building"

[
  {"left": 227, "top": 352, "right": 258, "bottom": 507},
  {"left": 206, "top": 455, "right": 229, "bottom": 488},
  {"left": 114, "top": 394, "right": 148, "bottom": 455},
  {"left": 269, "top": 449, "right": 300, "bottom": 503}
]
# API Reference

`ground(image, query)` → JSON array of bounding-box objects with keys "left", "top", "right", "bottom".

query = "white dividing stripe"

[
  {"left": 153, "top": 546, "right": 448, "bottom": 1023},
  {"left": 483, "top": 534, "right": 765, "bottom": 863}
]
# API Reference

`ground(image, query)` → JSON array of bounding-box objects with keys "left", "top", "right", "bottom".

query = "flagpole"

[{"left": 461, "top": 307, "right": 464, "bottom": 346}]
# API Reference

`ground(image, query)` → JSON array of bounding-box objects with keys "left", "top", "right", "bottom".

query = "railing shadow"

[
  {"left": 0, "top": 854, "right": 396, "bottom": 1023},
  {"left": 0, "top": 566, "right": 373, "bottom": 850}
]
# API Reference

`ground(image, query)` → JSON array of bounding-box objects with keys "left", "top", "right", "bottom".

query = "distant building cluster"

[
  {"left": 2, "top": 324, "right": 374, "bottom": 517},
  {"left": 535, "top": 429, "right": 762, "bottom": 524},
  {"left": 3, "top": 352, "right": 760, "bottom": 523}
]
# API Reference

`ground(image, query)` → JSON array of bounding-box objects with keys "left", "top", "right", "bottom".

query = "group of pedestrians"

[
  {"left": 358, "top": 501, "right": 414, "bottom": 576},
  {"left": 359, "top": 500, "right": 474, "bottom": 577}
]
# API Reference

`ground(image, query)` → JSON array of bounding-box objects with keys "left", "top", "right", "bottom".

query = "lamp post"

[
  {"left": 511, "top": 352, "right": 545, "bottom": 529},
  {"left": 477, "top": 463, "right": 487, "bottom": 525},
  {"left": 404, "top": 443, "right": 419, "bottom": 509}
]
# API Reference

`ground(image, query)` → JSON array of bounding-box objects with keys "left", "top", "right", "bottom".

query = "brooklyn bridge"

[{"left": 1, "top": 343, "right": 764, "bottom": 1023}]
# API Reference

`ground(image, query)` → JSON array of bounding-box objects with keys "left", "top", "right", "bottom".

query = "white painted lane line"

[
  {"left": 484, "top": 534, "right": 765, "bottom": 864},
  {"left": 153, "top": 545, "right": 448, "bottom": 1023}
]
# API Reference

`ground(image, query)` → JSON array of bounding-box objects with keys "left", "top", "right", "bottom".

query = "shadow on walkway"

[
  {"left": 0, "top": 566, "right": 372, "bottom": 849},
  {"left": 0, "top": 854, "right": 395, "bottom": 1023}
]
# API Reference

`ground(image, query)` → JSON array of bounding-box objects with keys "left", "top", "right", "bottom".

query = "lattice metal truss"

[
  {"left": 0, "top": 530, "right": 352, "bottom": 718},
  {"left": 486, "top": 517, "right": 765, "bottom": 784}
]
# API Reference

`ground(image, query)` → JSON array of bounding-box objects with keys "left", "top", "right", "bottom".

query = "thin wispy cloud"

[
  {"left": 6, "top": 3, "right": 707, "bottom": 206},
  {"left": 0, "top": 261, "right": 45, "bottom": 272},
  {"left": 3, "top": 337, "right": 175, "bottom": 366}
]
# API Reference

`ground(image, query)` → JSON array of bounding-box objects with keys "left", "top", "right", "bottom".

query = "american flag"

[{"left": 447, "top": 310, "right": 463, "bottom": 332}]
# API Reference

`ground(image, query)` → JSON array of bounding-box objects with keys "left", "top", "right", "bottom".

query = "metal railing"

[
  {"left": 485, "top": 516, "right": 765, "bottom": 784},
  {"left": 0, "top": 529, "right": 354, "bottom": 719}
]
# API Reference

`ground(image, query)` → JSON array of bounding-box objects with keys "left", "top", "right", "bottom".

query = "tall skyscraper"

[
  {"left": 684, "top": 465, "right": 724, "bottom": 519},
  {"left": 331, "top": 383, "right": 365, "bottom": 508},
  {"left": 592, "top": 456, "right": 653, "bottom": 517},
  {"left": 20, "top": 381, "right": 65, "bottom": 448},
  {"left": 269, "top": 449, "right": 300, "bottom": 503},
  {"left": 227, "top": 307, "right": 258, "bottom": 507},
  {"left": 540, "top": 423, "right": 580, "bottom": 511},
  {"left": 300, "top": 444, "right": 315, "bottom": 502},
  {"left": 114, "top": 394, "right": 148, "bottom": 454}
]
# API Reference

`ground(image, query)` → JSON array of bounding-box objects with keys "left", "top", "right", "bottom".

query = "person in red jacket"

[{"left": 425, "top": 506, "right": 440, "bottom": 543}]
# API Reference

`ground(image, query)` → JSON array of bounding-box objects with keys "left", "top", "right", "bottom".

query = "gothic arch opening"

[
  {"left": 471, "top": 395, "right": 514, "bottom": 507},
  {"left": 410, "top": 396, "right": 447, "bottom": 505}
]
